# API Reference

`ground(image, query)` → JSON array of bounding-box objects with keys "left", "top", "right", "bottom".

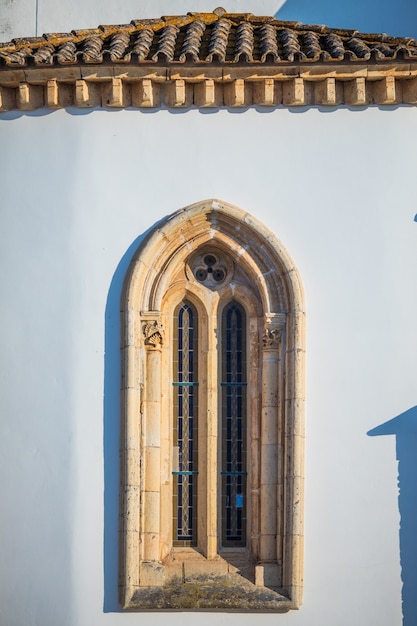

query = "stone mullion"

[{"left": 205, "top": 306, "right": 219, "bottom": 559}]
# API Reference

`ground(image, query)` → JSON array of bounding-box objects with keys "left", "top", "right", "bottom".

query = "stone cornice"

[
  {"left": 2, "top": 66, "right": 417, "bottom": 111},
  {"left": 1, "top": 8, "right": 417, "bottom": 111}
]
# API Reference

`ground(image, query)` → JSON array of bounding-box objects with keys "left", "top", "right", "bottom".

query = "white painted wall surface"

[
  {"left": 1, "top": 99, "right": 416, "bottom": 626},
  {"left": 1, "top": 3, "right": 417, "bottom": 626}
]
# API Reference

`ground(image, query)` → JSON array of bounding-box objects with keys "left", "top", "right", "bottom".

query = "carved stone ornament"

[
  {"left": 142, "top": 321, "right": 164, "bottom": 347},
  {"left": 188, "top": 248, "right": 232, "bottom": 289},
  {"left": 262, "top": 326, "right": 282, "bottom": 349}
]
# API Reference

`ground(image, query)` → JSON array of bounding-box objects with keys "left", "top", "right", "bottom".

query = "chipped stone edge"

[{"left": 1, "top": 64, "right": 417, "bottom": 111}]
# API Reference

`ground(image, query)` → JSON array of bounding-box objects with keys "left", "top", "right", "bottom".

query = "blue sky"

[{"left": 276, "top": 0, "right": 417, "bottom": 38}]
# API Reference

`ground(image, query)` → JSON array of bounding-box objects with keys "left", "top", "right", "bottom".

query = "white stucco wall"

[{"left": 1, "top": 3, "right": 417, "bottom": 626}]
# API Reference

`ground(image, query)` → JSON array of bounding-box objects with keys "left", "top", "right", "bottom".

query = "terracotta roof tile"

[
  {"left": 206, "top": 18, "right": 231, "bottom": 62},
  {"left": 179, "top": 20, "right": 206, "bottom": 62},
  {"left": 2, "top": 9, "right": 417, "bottom": 112},
  {"left": 56, "top": 40, "right": 77, "bottom": 64},
  {"left": 258, "top": 24, "right": 279, "bottom": 62},
  {"left": 153, "top": 24, "right": 179, "bottom": 62},
  {"left": 131, "top": 29, "right": 154, "bottom": 61},
  {"left": 1, "top": 8, "right": 417, "bottom": 68}
]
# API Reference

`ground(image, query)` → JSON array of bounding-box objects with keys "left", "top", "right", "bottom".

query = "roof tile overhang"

[{"left": 1, "top": 7, "right": 417, "bottom": 111}]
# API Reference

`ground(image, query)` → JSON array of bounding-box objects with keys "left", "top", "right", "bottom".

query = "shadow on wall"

[
  {"left": 103, "top": 219, "right": 165, "bottom": 612},
  {"left": 276, "top": 0, "right": 417, "bottom": 38},
  {"left": 368, "top": 406, "right": 417, "bottom": 626}
]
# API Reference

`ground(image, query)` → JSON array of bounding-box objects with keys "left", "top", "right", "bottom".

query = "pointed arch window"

[{"left": 120, "top": 200, "right": 305, "bottom": 611}]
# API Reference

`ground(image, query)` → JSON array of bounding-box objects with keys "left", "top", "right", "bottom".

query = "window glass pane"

[
  {"left": 173, "top": 302, "right": 198, "bottom": 546},
  {"left": 221, "top": 302, "right": 247, "bottom": 547}
]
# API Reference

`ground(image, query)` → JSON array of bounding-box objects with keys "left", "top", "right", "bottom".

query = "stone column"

[
  {"left": 142, "top": 319, "right": 164, "bottom": 563},
  {"left": 120, "top": 307, "right": 141, "bottom": 603},
  {"left": 256, "top": 316, "right": 284, "bottom": 587},
  {"left": 282, "top": 308, "right": 305, "bottom": 603}
]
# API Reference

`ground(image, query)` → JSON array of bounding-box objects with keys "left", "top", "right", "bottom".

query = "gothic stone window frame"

[{"left": 120, "top": 199, "right": 305, "bottom": 611}]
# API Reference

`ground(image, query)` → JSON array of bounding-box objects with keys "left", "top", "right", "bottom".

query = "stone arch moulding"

[{"left": 120, "top": 199, "right": 305, "bottom": 611}]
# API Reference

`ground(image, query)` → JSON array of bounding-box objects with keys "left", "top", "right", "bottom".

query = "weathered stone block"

[
  {"left": 255, "top": 563, "right": 280, "bottom": 587},
  {"left": 283, "top": 78, "right": 309, "bottom": 106},
  {"left": 17, "top": 82, "right": 44, "bottom": 110},
  {"left": 0, "top": 85, "right": 16, "bottom": 111},
  {"left": 140, "top": 561, "right": 166, "bottom": 587},
  {"left": 224, "top": 79, "right": 252, "bottom": 107},
  {"left": 102, "top": 77, "right": 131, "bottom": 108},
  {"left": 184, "top": 559, "right": 228, "bottom": 579},
  {"left": 164, "top": 79, "right": 193, "bottom": 107},
  {"left": 194, "top": 79, "right": 222, "bottom": 107}
]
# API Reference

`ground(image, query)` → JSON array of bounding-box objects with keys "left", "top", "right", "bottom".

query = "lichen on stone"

[{"left": 130, "top": 573, "right": 292, "bottom": 611}]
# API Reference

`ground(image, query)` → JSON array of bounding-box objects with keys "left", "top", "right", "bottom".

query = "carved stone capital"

[
  {"left": 262, "top": 326, "right": 282, "bottom": 349},
  {"left": 142, "top": 321, "right": 164, "bottom": 348}
]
